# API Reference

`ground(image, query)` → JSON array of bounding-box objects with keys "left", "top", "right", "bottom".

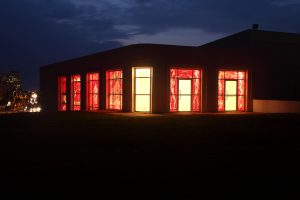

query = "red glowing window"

[
  {"left": 71, "top": 74, "right": 81, "bottom": 111},
  {"left": 58, "top": 76, "right": 67, "bottom": 111},
  {"left": 106, "top": 70, "right": 122, "bottom": 110},
  {"left": 218, "top": 70, "right": 247, "bottom": 111},
  {"left": 86, "top": 73, "right": 99, "bottom": 111},
  {"left": 170, "top": 68, "right": 202, "bottom": 112}
]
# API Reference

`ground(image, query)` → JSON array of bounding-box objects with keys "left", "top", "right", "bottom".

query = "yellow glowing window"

[
  {"left": 133, "top": 67, "right": 152, "bottom": 112},
  {"left": 225, "top": 80, "right": 237, "bottom": 111}
]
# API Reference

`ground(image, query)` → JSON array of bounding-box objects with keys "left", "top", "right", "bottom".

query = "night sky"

[{"left": 1, "top": 0, "right": 299, "bottom": 90}]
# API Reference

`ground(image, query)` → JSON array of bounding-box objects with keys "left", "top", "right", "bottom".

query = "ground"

[{"left": 2, "top": 112, "right": 300, "bottom": 185}]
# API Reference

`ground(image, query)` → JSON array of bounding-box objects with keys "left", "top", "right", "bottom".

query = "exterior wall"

[
  {"left": 40, "top": 35, "right": 299, "bottom": 114},
  {"left": 123, "top": 66, "right": 132, "bottom": 112},
  {"left": 206, "top": 67, "right": 218, "bottom": 112},
  {"left": 99, "top": 71, "right": 106, "bottom": 110},
  {"left": 66, "top": 75, "right": 71, "bottom": 111},
  {"left": 40, "top": 67, "right": 57, "bottom": 111},
  {"left": 40, "top": 63, "right": 252, "bottom": 113},
  {"left": 152, "top": 65, "right": 169, "bottom": 113},
  {"left": 81, "top": 73, "right": 86, "bottom": 111},
  {"left": 250, "top": 47, "right": 300, "bottom": 102},
  {"left": 253, "top": 99, "right": 300, "bottom": 113}
]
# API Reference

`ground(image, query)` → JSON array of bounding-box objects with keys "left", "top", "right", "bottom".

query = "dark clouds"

[
  {"left": 121, "top": 0, "right": 300, "bottom": 33},
  {"left": 0, "top": 0, "right": 299, "bottom": 89}
]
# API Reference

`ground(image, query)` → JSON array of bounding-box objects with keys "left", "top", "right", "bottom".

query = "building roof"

[
  {"left": 200, "top": 29, "right": 300, "bottom": 48},
  {"left": 42, "top": 43, "right": 198, "bottom": 68},
  {"left": 42, "top": 29, "right": 300, "bottom": 68}
]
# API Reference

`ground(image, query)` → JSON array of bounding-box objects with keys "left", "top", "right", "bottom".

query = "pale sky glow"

[{"left": 116, "top": 28, "right": 225, "bottom": 46}]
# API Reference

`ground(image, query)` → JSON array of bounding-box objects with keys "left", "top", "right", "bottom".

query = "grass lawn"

[{"left": 2, "top": 112, "right": 300, "bottom": 184}]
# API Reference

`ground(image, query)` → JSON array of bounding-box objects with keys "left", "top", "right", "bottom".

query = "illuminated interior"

[
  {"left": 133, "top": 67, "right": 152, "bottom": 112},
  {"left": 106, "top": 70, "right": 122, "bottom": 110},
  {"left": 225, "top": 80, "right": 237, "bottom": 111},
  {"left": 178, "top": 79, "right": 191, "bottom": 111},
  {"left": 58, "top": 76, "right": 67, "bottom": 111},
  {"left": 170, "top": 68, "right": 202, "bottom": 112},
  {"left": 71, "top": 74, "right": 81, "bottom": 111},
  {"left": 218, "top": 70, "right": 247, "bottom": 111},
  {"left": 87, "top": 73, "right": 99, "bottom": 111}
]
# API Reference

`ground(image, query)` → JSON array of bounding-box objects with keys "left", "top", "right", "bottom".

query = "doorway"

[
  {"left": 170, "top": 69, "right": 202, "bottom": 112},
  {"left": 178, "top": 79, "right": 192, "bottom": 111},
  {"left": 225, "top": 80, "right": 237, "bottom": 111},
  {"left": 218, "top": 70, "right": 247, "bottom": 112}
]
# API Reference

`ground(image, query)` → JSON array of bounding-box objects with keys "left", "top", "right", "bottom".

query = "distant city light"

[
  {"left": 22, "top": 91, "right": 41, "bottom": 113},
  {"left": 7, "top": 101, "right": 11, "bottom": 106},
  {"left": 30, "top": 92, "right": 38, "bottom": 105},
  {"left": 29, "top": 106, "right": 41, "bottom": 112},
  {"left": 32, "top": 93, "right": 37, "bottom": 99}
]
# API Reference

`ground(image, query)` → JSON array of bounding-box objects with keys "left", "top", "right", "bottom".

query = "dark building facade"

[{"left": 40, "top": 29, "right": 300, "bottom": 113}]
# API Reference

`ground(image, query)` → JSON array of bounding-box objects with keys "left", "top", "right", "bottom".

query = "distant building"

[
  {"left": 40, "top": 29, "right": 300, "bottom": 113},
  {"left": 0, "top": 71, "right": 21, "bottom": 105},
  {"left": 0, "top": 81, "right": 5, "bottom": 105}
]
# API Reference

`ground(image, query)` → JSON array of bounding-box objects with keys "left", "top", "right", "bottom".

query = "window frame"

[
  {"left": 58, "top": 76, "right": 67, "bottom": 111},
  {"left": 217, "top": 70, "right": 247, "bottom": 112},
  {"left": 170, "top": 68, "right": 202, "bottom": 112},
  {"left": 106, "top": 70, "right": 123, "bottom": 110},
  {"left": 71, "top": 74, "right": 81, "bottom": 111},
  {"left": 132, "top": 67, "right": 153, "bottom": 112},
  {"left": 86, "top": 72, "right": 99, "bottom": 111}
]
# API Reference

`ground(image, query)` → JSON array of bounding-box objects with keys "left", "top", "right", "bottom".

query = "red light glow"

[
  {"left": 218, "top": 70, "right": 247, "bottom": 111},
  {"left": 87, "top": 73, "right": 99, "bottom": 111},
  {"left": 106, "top": 70, "right": 122, "bottom": 110},
  {"left": 58, "top": 76, "right": 67, "bottom": 111},
  {"left": 71, "top": 74, "right": 81, "bottom": 111},
  {"left": 170, "top": 68, "right": 202, "bottom": 112}
]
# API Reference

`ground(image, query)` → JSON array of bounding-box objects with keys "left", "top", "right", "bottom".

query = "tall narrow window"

[
  {"left": 58, "top": 76, "right": 67, "bottom": 111},
  {"left": 106, "top": 70, "right": 122, "bottom": 110},
  {"left": 86, "top": 73, "right": 99, "bottom": 111},
  {"left": 71, "top": 74, "right": 81, "bottom": 111},
  {"left": 218, "top": 70, "right": 247, "bottom": 111},
  {"left": 133, "top": 67, "right": 152, "bottom": 112},
  {"left": 170, "top": 68, "right": 202, "bottom": 112}
]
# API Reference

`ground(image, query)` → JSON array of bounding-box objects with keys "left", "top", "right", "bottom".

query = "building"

[
  {"left": 0, "top": 80, "right": 5, "bottom": 105},
  {"left": 40, "top": 29, "right": 300, "bottom": 113},
  {"left": 0, "top": 71, "right": 21, "bottom": 106}
]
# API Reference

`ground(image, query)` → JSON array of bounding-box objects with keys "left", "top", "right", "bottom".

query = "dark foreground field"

[{"left": 2, "top": 112, "right": 300, "bottom": 185}]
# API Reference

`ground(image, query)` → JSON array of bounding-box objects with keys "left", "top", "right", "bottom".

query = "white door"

[
  {"left": 178, "top": 79, "right": 191, "bottom": 111},
  {"left": 225, "top": 80, "right": 237, "bottom": 111}
]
